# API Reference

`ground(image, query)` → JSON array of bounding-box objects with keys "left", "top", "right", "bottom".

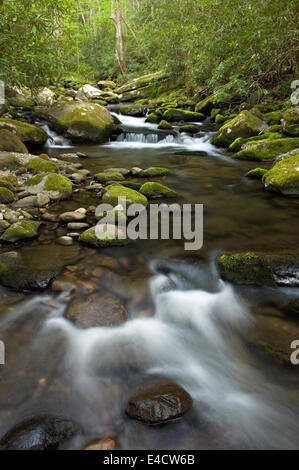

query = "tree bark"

[{"left": 110, "top": 0, "right": 126, "bottom": 75}]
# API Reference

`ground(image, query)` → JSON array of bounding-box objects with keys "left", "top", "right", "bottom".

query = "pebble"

[
  {"left": 57, "top": 236, "right": 73, "bottom": 246},
  {"left": 59, "top": 211, "right": 86, "bottom": 222},
  {"left": 67, "top": 222, "right": 89, "bottom": 231}
]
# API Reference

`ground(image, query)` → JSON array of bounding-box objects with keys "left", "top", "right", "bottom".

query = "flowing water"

[{"left": 0, "top": 113, "right": 299, "bottom": 449}]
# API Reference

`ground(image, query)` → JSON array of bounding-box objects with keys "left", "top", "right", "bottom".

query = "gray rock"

[
  {"left": 59, "top": 211, "right": 86, "bottom": 223},
  {"left": 67, "top": 222, "right": 89, "bottom": 231},
  {"left": 14, "top": 195, "right": 38, "bottom": 208},
  {"left": 57, "top": 236, "right": 73, "bottom": 246}
]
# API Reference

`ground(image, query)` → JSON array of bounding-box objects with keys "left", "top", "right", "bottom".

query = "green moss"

[
  {"left": 140, "top": 182, "right": 177, "bottom": 198},
  {"left": 179, "top": 124, "right": 199, "bottom": 133},
  {"left": 43, "top": 173, "right": 72, "bottom": 197},
  {"left": 25, "top": 173, "right": 45, "bottom": 186},
  {"left": 195, "top": 95, "right": 215, "bottom": 115},
  {"left": 0, "top": 130, "right": 28, "bottom": 153},
  {"left": 215, "top": 114, "right": 226, "bottom": 124},
  {"left": 79, "top": 225, "right": 129, "bottom": 248},
  {"left": 102, "top": 184, "right": 147, "bottom": 207},
  {"left": 94, "top": 172, "right": 124, "bottom": 183},
  {"left": 158, "top": 120, "right": 173, "bottom": 130},
  {"left": 26, "top": 157, "right": 59, "bottom": 174},
  {"left": 0, "top": 187, "right": 14, "bottom": 203},
  {"left": 217, "top": 252, "right": 276, "bottom": 286},
  {"left": 139, "top": 167, "right": 171, "bottom": 177},
  {"left": 1, "top": 220, "right": 40, "bottom": 243},
  {"left": 0, "top": 118, "right": 48, "bottom": 145},
  {"left": 264, "top": 110, "right": 283, "bottom": 125},
  {"left": 283, "top": 107, "right": 299, "bottom": 136},
  {"left": 120, "top": 180, "right": 142, "bottom": 190},
  {"left": 262, "top": 150, "right": 299, "bottom": 196},
  {"left": 234, "top": 137, "right": 299, "bottom": 161},
  {"left": 228, "top": 137, "right": 245, "bottom": 152},
  {"left": 97, "top": 209, "right": 127, "bottom": 226},
  {"left": 145, "top": 112, "right": 161, "bottom": 124},
  {"left": 211, "top": 111, "right": 267, "bottom": 147},
  {"left": 0, "top": 178, "right": 16, "bottom": 192},
  {"left": 245, "top": 168, "right": 267, "bottom": 179},
  {"left": 163, "top": 109, "right": 205, "bottom": 123}
]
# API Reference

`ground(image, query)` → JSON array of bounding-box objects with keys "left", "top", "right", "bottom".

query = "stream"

[{"left": 0, "top": 112, "right": 299, "bottom": 449}]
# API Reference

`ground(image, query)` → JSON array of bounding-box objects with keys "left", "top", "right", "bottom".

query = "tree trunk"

[{"left": 110, "top": 0, "right": 126, "bottom": 75}]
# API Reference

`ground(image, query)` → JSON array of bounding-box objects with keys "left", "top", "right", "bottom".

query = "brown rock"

[
  {"left": 65, "top": 291, "right": 128, "bottom": 328},
  {"left": 126, "top": 380, "right": 192, "bottom": 424},
  {"left": 84, "top": 437, "right": 116, "bottom": 451}
]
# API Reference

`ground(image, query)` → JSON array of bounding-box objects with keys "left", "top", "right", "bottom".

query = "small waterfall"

[
  {"left": 117, "top": 132, "right": 176, "bottom": 144},
  {"left": 38, "top": 122, "right": 73, "bottom": 149}
]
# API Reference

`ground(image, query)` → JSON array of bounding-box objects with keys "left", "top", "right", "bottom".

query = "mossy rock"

[
  {"left": 163, "top": 108, "right": 205, "bottom": 123},
  {"left": 79, "top": 225, "right": 129, "bottom": 248},
  {"left": 211, "top": 111, "right": 267, "bottom": 148},
  {"left": 0, "top": 177, "right": 16, "bottom": 192},
  {"left": 245, "top": 168, "right": 267, "bottom": 179},
  {"left": 179, "top": 124, "right": 199, "bottom": 134},
  {"left": 0, "top": 187, "right": 14, "bottom": 203},
  {"left": 96, "top": 209, "right": 127, "bottom": 226},
  {"left": 120, "top": 180, "right": 142, "bottom": 190},
  {"left": 158, "top": 120, "right": 173, "bottom": 130},
  {"left": 26, "top": 157, "right": 59, "bottom": 174},
  {"left": 264, "top": 110, "right": 283, "bottom": 126},
  {"left": 119, "top": 104, "right": 144, "bottom": 117},
  {"left": 25, "top": 173, "right": 72, "bottom": 200},
  {"left": 215, "top": 114, "right": 226, "bottom": 124},
  {"left": 0, "top": 130, "right": 28, "bottom": 153},
  {"left": 195, "top": 95, "right": 215, "bottom": 115},
  {"left": 146, "top": 112, "right": 161, "bottom": 124},
  {"left": 139, "top": 167, "right": 171, "bottom": 177},
  {"left": 0, "top": 118, "right": 48, "bottom": 146},
  {"left": 211, "top": 108, "right": 221, "bottom": 120},
  {"left": 1, "top": 220, "right": 40, "bottom": 243},
  {"left": 234, "top": 137, "right": 299, "bottom": 161},
  {"left": 262, "top": 150, "right": 299, "bottom": 196},
  {"left": 217, "top": 251, "right": 299, "bottom": 287},
  {"left": 35, "top": 102, "right": 114, "bottom": 143},
  {"left": 283, "top": 107, "right": 299, "bottom": 136},
  {"left": 94, "top": 172, "right": 124, "bottom": 183},
  {"left": 140, "top": 182, "right": 177, "bottom": 198},
  {"left": 228, "top": 137, "right": 245, "bottom": 152},
  {"left": 102, "top": 184, "right": 147, "bottom": 207},
  {"left": 0, "top": 153, "right": 21, "bottom": 170}
]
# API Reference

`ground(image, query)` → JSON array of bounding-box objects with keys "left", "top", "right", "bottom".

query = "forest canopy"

[{"left": 0, "top": 0, "right": 297, "bottom": 100}]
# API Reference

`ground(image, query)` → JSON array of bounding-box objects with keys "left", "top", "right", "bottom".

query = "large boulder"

[
  {"left": 35, "top": 102, "right": 114, "bottom": 143},
  {"left": 77, "top": 84, "right": 102, "bottom": 100},
  {"left": 126, "top": 380, "right": 192, "bottom": 424},
  {"left": 234, "top": 137, "right": 299, "bottom": 161},
  {"left": 283, "top": 107, "right": 299, "bottom": 136},
  {"left": 195, "top": 94, "right": 215, "bottom": 115},
  {"left": 35, "top": 87, "right": 56, "bottom": 106},
  {"left": 65, "top": 291, "right": 128, "bottom": 328},
  {"left": 0, "top": 416, "right": 78, "bottom": 450},
  {"left": 211, "top": 111, "right": 267, "bottom": 147},
  {"left": 217, "top": 251, "right": 299, "bottom": 287},
  {"left": 25, "top": 173, "right": 72, "bottom": 200},
  {"left": 115, "top": 71, "right": 176, "bottom": 101},
  {"left": 262, "top": 150, "right": 299, "bottom": 196},
  {"left": 0, "top": 130, "right": 28, "bottom": 153},
  {"left": 5, "top": 85, "right": 34, "bottom": 108},
  {"left": 1, "top": 220, "right": 40, "bottom": 243},
  {"left": 163, "top": 108, "right": 205, "bottom": 122},
  {"left": 102, "top": 184, "right": 148, "bottom": 207},
  {"left": 0, "top": 118, "right": 48, "bottom": 146}
]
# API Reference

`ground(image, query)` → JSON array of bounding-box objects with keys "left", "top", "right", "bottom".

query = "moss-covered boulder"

[
  {"left": 0, "top": 177, "right": 16, "bottom": 192},
  {"left": 25, "top": 173, "right": 72, "bottom": 200},
  {"left": 262, "top": 150, "right": 299, "bottom": 196},
  {"left": 195, "top": 95, "right": 215, "bottom": 115},
  {"left": 158, "top": 120, "right": 173, "bottom": 130},
  {"left": 79, "top": 224, "right": 129, "bottom": 248},
  {"left": 5, "top": 85, "right": 34, "bottom": 108},
  {"left": 96, "top": 209, "right": 127, "bottom": 226},
  {"left": 163, "top": 108, "right": 205, "bottom": 123},
  {"left": 146, "top": 112, "right": 161, "bottom": 124},
  {"left": 211, "top": 111, "right": 267, "bottom": 147},
  {"left": 179, "top": 124, "right": 199, "bottom": 134},
  {"left": 0, "top": 153, "right": 21, "bottom": 170},
  {"left": 139, "top": 167, "right": 171, "bottom": 177},
  {"left": 102, "top": 184, "right": 147, "bottom": 207},
  {"left": 264, "top": 110, "right": 283, "bottom": 126},
  {"left": 94, "top": 172, "right": 124, "bottom": 183},
  {"left": 217, "top": 251, "right": 299, "bottom": 287},
  {"left": 1, "top": 220, "right": 40, "bottom": 243},
  {"left": 245, "top": 168, "right": 267, "bottom": 179},
  {"left": 26, "top": 157, "right": 59, "bottom": 174},
  {"left": 119, "top": 104, "right": 144, "bottom": 117},
  {"left": 35, "top": 102, "right": 114, "bottom": 143},
  {"left": 0, "top": 118, "right": 48, "bottom": 146},
  {"left": 114, "top": 71, "right": 175, "bottom": 101},
  {"left": 0, "top": 130, "right": 28, "bottom": 153},
  {"left": 234, "top": 137, "right": 299, "bottom": 161},
  {"left": 283, "top": 107, "right": 299, "bottom": 136},
  {"left": 97, "top": 80, "right": 117, "bottom": 90},
  {"left": 0, "top": 187, "right": 14, "bottom": 203},
  {"left": 140, "top": 182, "right": 177, "bottom": 198}
]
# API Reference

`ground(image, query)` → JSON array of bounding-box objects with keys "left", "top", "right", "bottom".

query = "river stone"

[
  {"left": 140, "top": 182, "right": 177, "bottom": 198},
  {"left": 59, "top": 211, "right": 86, "bottom": 222},
  {"left": 25, "top": 173, "right": 72, "bottom": 200},
  {"left": 79, "top": 224, "right": 130, "bottom": 248},
  {"left": 262, "top": 150, "right": 299, "bottom": 196},
  {"left": 0, "top": 251, "right": 57, "bottom": 291},
  {"left": 139, "top": 167, "right": 171, "bottom": 178},
  {"left": 211, "top": 111, "right": 267, "bottom": 147},
  {"left": 67, "top": 222, "right": 89, "bottom": 231},
  {"left": 102, "top": 184, "right": 148, "bottom": 207},
  {"left": 1, "top": 220, "right": 40, "bottom": 243},
  {"left": 0, "top": 130, "right": 28, "bottom": 153},
  {"left": 283, "top": 107, "right": 299, "bottom": 136},
  {"left": 163, "top": 108, "right": 205, "bottom": 123},
  {"left": 57, "top": 236, "right": 73, "bottom": 246},
  {"left": 126, "top": 380, "right": 192, "bottom": 424},
  {"left": 65, "top": 291, "right": 128, "bottom": 328},
  {"left": 0, "top": 118, "right": 48, "bottom": 146},
  {"left": 0, "top": 416, "right": 78, "bottom": 450},
  {"left": 14, "top": 195, "right": 38, "bottom": 208}
]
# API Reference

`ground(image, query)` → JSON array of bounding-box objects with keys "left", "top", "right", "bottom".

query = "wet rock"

[
  {"left": 67, "top": 222, "right": 89, "bottom": 231},
  {"left": 79, "top": 224, "right": 130, "bottom": 248},
  {"left": 140, "top": 182, "right": 177, "bottom": 199},
  {"left": 211, "top": 111, "right": 267, "bottom": 147},
  {"left": 102, "top": 184, "right": 147, "bottom": 207},
  {"left": 95, "top": 172, "right": 124, "bottom": 183},
  {"left": 158, "top": 120, "right": 173, "bottom": 130},
  {"left": 41, "top": 212, "right": 59, "bottom": 222},
  {"left": 130, "top": 167, "right": 143, "bottom": 176},
  {"left": 235, "top": 137, "right": 299, "bottom": 161},
  {"left": 0, "top": 251, "right": 57, "bottom": 291},
  {"left": 25, "top": 173, "right": 72, "bottom": 200},
  {"left": 195, "top": 94, "right": 215, "bottom": 115},
  {"left": 163, "top": 109, "right": 205, "bottom": 123},
  {"left": 0, "top": 187, "right": 14, "bottom": 203},
  {"left": 179, "top": 124, "right": 200, "bottom": 134},
  {"left": 139, "top": 167, "right": 171, "bottom": 178},
  {"left": 105, "top": 168, "right": 130, "bottom": 177},
  {"left": 84, "top": 437, "right": 116, "bottom": 451},
  {"left": 65, "top": 291, "right": 128, "bottom": 328},
  {"left": 1, "top": 220, "right": 40, "bottom": 242},
  {"left": 14, "top": 195, "right": 38, "bottom": 208},
  {"left": 245, "top": 168, "right": 267, "bottom": 179},
  {"left": 262, "top": 150, "right": 299, "bottom": 196},
  {"left": 37, "top": 192, "right": 50, "bottom": 207},
  {"left": 26, "top": 157, "right": 58, "bottom": 174},
  {"left": 51, "top": 278, "right": 76, "bottom": 293},
  {"left": 0, "top": 118, "right": 48, "bottom": 146},
  {"left": 0, "top": 415, "right": 78, "bottom": 450},
  {"left": 126, "top": 380, "right": 192, "bottom": 424},
  {"left": 59, "top": 211, "right": 86, "bottom": 222},
  {"left": 57, "top": 236, "right": 73, "bottom": 246}
]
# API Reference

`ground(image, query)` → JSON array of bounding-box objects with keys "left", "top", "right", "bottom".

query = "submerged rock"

[
  {"left": 211, "top": 111, "right": 267, "bottom": 147},
  {"left": 126, "top": 380, "right": 192, "bottom": 424},
  {"left": 0, "top": 415, "right": 78, "bottom": 450},
  {"left": 1, "top": 220, "right": 40, "bottom": 243},
  {"left": 65, "top": 291, "right": 128, "bottom": 328},
  {"left": 0, "top": 130, "right": 28, "bottom": 153},
  {"left": 283, "top": 107, "right": 299, "bottom": 136},
  {"left": 234, "top": 137, "right": 299, "bottom": 161},
  {"left": 140, "top": 182, "right": 177, "bottom": 198},
  {"left": 262, "top": 150, "right": 299, "bottom": 196},
  {"left": 217, "top": 251, "right": 299, "bottom": 287},
  {"left": 0, "top": 251, "right": 57, "bottom": 291}
]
